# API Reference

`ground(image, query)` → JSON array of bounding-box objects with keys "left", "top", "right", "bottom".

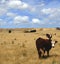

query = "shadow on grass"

[
  {"left": 39, "top": 54, "right": 60, "bottom": 59},
  {"left": 49, "top": 54, "right": 60, "bottom": 58}
]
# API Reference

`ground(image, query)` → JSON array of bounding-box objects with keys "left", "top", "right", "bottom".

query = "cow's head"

[
  {"left": 51, "top": 41, "right": 58, "bottom": 48},
  {"left": 46, "top": 34, "right": 58, "bottom": 48},
  {"left": 46, "top": 34, "right": 52, "bottom": 40}
]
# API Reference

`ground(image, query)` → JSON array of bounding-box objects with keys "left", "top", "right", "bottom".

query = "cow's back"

[
  {"left": 36, "top": 37, "right": 52, "bottom": 51},
  {"left": 36, "top": 38, "right": 45, "bottom": 50}
]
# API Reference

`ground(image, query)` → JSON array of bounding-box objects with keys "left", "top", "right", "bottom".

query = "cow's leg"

[
  {"left": 37, "top": 50, "right": 41, "bottom": 58},
  {"left": 40, "top": 49, "right": 44, "bottom": 57},
  {"left": 47, "top": 51, "right": 49, "bottom": 57},
  {"left": 44, "top": 50, "right": 45, "bottom": 54}
]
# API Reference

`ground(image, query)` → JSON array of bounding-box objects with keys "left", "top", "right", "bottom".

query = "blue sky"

[{"left": 0, "top": 0, "right": 60, "bottom": 28}]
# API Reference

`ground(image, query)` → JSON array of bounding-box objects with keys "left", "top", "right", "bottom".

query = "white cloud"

[
  {"left": 41, "top": 8, "right": 60, "bottom": 23},
  {"left": 6, "top": 12, "right": 17, "bottom": 18},
  {"left": 41, "top": 8, "right": 60, "bottom": 15},
  {"left": 7, "top": 0, "right": 36, "bottom": 12},
  {"left": 0, "top": 19, "right": 6, "bottom": 26},
  {"left": 22, "top": 2, "right": 28, "bottom": 9},
  {"left": 8, "top": 0, "right": 29, "bottom": 10},
  {"left": 32, "top": 18, "right": 41, "bottom": 24},
  {"left": 41, "top": 8, "right": 54, "bottom": 14},
  {"left": 49, "top": 8, "right": 60, "bottom": 19},
  {"left": 0, "top": 7, "right": 7, "bottom": 16},
  {"left": 0, "top": 0, "right": 60, "bottom": 28},
  {"left": 14, "top": 16, "right": 29, "bottom": 24},
  {"left": 8, "top": 1, "right": 21, "bottom": 8},
  {"left": 0, "top": 0, "right": 36, "bottom": 16}
]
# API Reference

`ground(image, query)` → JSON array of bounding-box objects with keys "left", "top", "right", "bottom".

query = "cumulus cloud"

[
  {"left": 32, "top": 18, "right": 41, "bottom": 24},
  {"left": 0, "top": 0, "right": 35, "bottom": 16},
  {"left": 0, "top": 19, "right": 6, "bottom": 26},
  {"left": 8, "top": 0, "right": 29, "bottom": 10},
  {"left": 6, "top": 12, "right": 17, "bottom": 18},
  {"left": 41, "top": 8, "right": 60, "bottom": 24},
  {"left": 49, "top": 8, "right": 60, "bottom": 20},
  {"left": 0, "top": 0, "right": 60, "bottom": 28},
  {"left": 0, "top": 0, "right": 35, "bottom": 26},
  {"left": 14, "top": 16, "right": 29, "bottom": 24},
  {"left": 41, "top": 8, "right": 60, "bottom": 15},
  {"left": 0, "top": 4, "right": 8, "bottom": 16},
  {"left": 41, "top": 8, "right": 53, "bottom": 14},
  {"left": 8, "top": 1, "right": 22, "bottom": 8}
]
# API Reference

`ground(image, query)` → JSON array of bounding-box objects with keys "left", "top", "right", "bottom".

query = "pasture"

[{"left": 0, "top": 28, "right": 60, "bottom": 64}]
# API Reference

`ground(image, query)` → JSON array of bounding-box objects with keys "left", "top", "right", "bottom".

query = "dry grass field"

[{"left": 0, "top": 28, "right": 60, "bottom": 64}]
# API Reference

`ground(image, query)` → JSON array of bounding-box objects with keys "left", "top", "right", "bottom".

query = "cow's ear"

[
  {"left": 46, "top": 34, "right": 50, "bottom": 38},
  {"left": 50, "top": 34, "right": 52, "bottom": 38},
  {"left": 46, "top": 34, "right": 52, "bottom": 39},
  {"left": 55, "top": 41, "right": 58, "bottom": 43}
]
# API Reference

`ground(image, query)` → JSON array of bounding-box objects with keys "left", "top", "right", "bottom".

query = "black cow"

[{"left": 36, "top": 34, "right": 57, "bottom": 58}]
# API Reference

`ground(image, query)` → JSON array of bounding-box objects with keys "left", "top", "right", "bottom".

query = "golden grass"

[{"left": 0, "top": 28, "right": 60, "bottom": 64}]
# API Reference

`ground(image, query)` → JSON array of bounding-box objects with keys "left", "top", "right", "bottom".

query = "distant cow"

[{"left": 36, "top": 34, "right": 57, "bottom": 58}]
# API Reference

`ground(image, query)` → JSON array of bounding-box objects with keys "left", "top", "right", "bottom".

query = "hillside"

[{"left": 0, "top": 28, "right": 60, "bottom": 64}]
